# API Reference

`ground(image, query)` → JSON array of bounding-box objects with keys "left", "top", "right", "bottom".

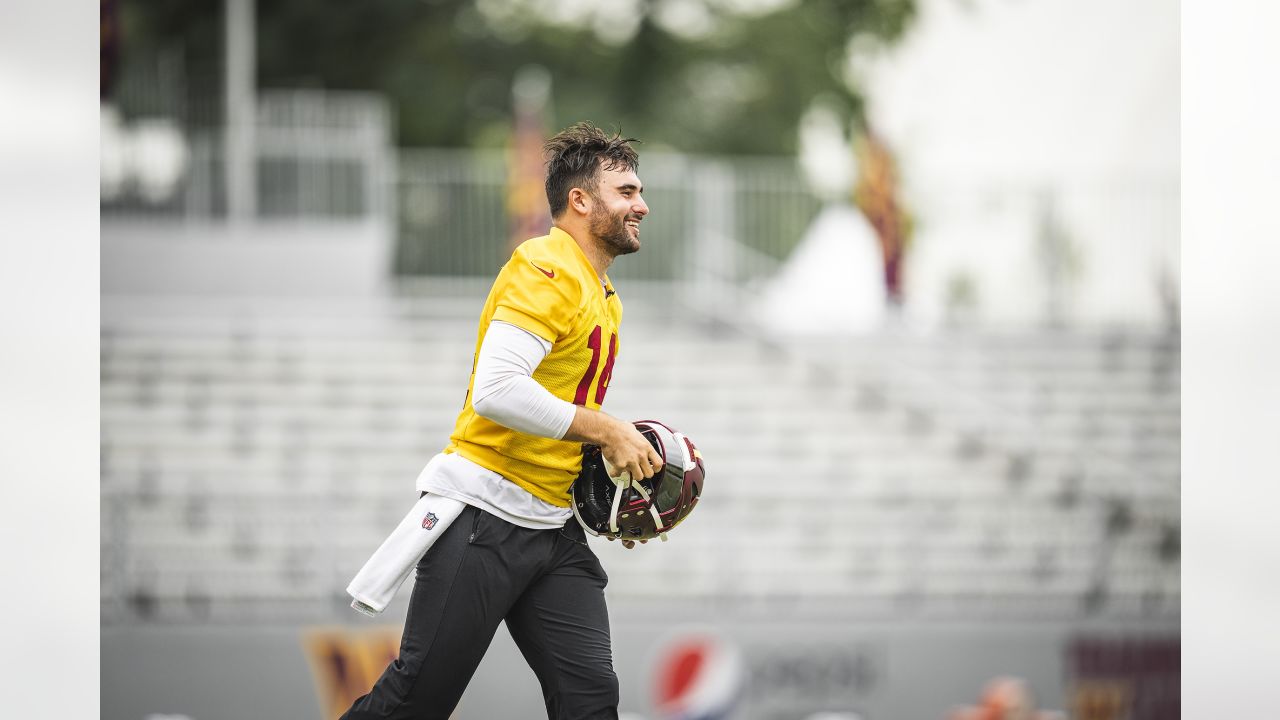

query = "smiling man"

[{"left": 341, "top": 123, "right": 662, "bottom": 720}]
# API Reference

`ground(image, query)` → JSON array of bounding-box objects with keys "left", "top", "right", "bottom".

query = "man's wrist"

[{"left": 566, "top": 406, "right": 623, "bottom": 446}]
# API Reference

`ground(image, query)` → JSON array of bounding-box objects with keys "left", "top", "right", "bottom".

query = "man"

[{"left": 341, "top": 122, "right": 663, "bottom": 720}]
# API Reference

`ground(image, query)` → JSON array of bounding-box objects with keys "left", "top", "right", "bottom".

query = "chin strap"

[
  {"left": 608, "top": 472, "right": 627, "bottom": 535},
  {"left": 608, "top": 471, "right": 668, "bottom": 539}
]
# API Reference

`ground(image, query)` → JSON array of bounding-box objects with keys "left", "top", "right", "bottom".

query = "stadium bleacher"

[{"left": 101, "top": 285, "right": 1179, "bottom": 624}]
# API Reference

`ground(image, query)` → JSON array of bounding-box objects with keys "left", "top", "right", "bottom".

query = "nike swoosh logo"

[{"left": 531, "top": 262, "right": 554, "bottom": 279}]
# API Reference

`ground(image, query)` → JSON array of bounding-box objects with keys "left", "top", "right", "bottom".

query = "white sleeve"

[{"left": 471, "top": 320, "right": 578, "bottom": 440}]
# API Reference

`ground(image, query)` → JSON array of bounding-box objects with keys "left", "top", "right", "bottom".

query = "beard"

[{"left": 589, "top": 203, "right": 640, "bottom": 257}]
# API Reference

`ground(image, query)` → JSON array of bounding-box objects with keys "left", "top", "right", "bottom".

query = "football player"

[{"left": 341, "top": 122, "right": 663, "bottom": 720}]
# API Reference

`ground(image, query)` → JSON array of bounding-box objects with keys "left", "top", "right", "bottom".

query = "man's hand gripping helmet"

[{"left": 572, "top": 420, "right": 705, "bottom": 542}]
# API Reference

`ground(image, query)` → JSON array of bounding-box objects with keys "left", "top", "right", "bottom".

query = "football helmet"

[{"left": 572, "top": 420, "right": 705, "bottom": 541}]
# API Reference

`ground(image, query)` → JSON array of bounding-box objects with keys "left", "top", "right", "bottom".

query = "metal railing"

[
  {"left": 394, "top": 149, "right": 822, "bottom": 286},
  {"left": 102, "top": 90, "right": 393, "bottom": 222},
  {"left": 100, "top": 81, "right": 1178, "bottom": 329}
]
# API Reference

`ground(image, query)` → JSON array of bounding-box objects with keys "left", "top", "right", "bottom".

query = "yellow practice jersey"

[{"left": 445, "top": 227, "right": 623, "bottom": 507}]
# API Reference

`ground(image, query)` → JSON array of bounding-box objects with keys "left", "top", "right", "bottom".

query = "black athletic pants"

[{"left": 341, "top": 505, "right": 619, "bottom": 720}]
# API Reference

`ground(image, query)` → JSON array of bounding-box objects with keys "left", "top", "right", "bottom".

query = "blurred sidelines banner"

[{"left": 302, "top": 626, "right": 401, "bottom": 720}]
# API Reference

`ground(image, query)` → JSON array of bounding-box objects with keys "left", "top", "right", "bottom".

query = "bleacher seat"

[{"left": 101, "top": 287, "right": 1179, "bottom": 623}]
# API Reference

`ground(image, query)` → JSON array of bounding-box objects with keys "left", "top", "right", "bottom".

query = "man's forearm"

[
  {"left": 565, "top": 406, "right": 663, "bottom": 482},
  {"left": 563, "top": 405, "right": 627, "bottom": 447}
]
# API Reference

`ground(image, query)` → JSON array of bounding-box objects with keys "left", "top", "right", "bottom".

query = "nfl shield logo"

[{"left": 421, "top": 512, "right": 439, "bottom": 530}]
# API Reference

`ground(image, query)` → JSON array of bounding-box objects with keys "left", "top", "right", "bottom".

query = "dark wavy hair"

[{"left": 543, "top": 122, "right": 640, "bottom": 217}]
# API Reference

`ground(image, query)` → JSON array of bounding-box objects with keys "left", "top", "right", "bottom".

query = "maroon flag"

[{"left": 507, "top": 67, "right": 553, "bottom": 254}]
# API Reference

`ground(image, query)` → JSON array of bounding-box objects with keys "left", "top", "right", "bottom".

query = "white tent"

[
  {"left": 759, "top": 0, "right": 1179, "bottom": 331},
  {"left": 865, "top": 0, "right": 1179, "bottom": 327}
]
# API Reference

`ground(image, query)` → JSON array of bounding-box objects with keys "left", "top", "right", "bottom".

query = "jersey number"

[{"left": 573, "top": 326, "right": 617, "bottom": 406}]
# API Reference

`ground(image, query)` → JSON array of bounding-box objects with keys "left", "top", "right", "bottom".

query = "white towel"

[{"left": 346, "top": 490, "right": 466, "bottom": 617}]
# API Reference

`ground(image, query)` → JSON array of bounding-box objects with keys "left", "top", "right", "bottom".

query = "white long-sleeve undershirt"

[{"left": 470, "top": 320, "right": 578, "bottom": 439}]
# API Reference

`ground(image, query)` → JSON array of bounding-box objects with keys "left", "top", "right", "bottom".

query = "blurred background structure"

[{"left": 100, "top": 0, "right": 1179, "bottom": 718}]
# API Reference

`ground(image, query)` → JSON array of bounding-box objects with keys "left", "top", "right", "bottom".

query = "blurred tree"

[
  {"left": 102, "top": 0, "right": 121, "bottom": 98},
  {"left": 118, "top": 0, "right": 916, "bottom": 154}
]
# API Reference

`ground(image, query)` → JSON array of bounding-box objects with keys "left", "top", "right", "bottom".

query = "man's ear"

[{"left": 568, "top": 187, "right": 592, "bottom": 217}]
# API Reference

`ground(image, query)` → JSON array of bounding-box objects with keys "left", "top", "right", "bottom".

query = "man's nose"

[{"left": 632, "top": 196, "right": 649, "bottom": 217}]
